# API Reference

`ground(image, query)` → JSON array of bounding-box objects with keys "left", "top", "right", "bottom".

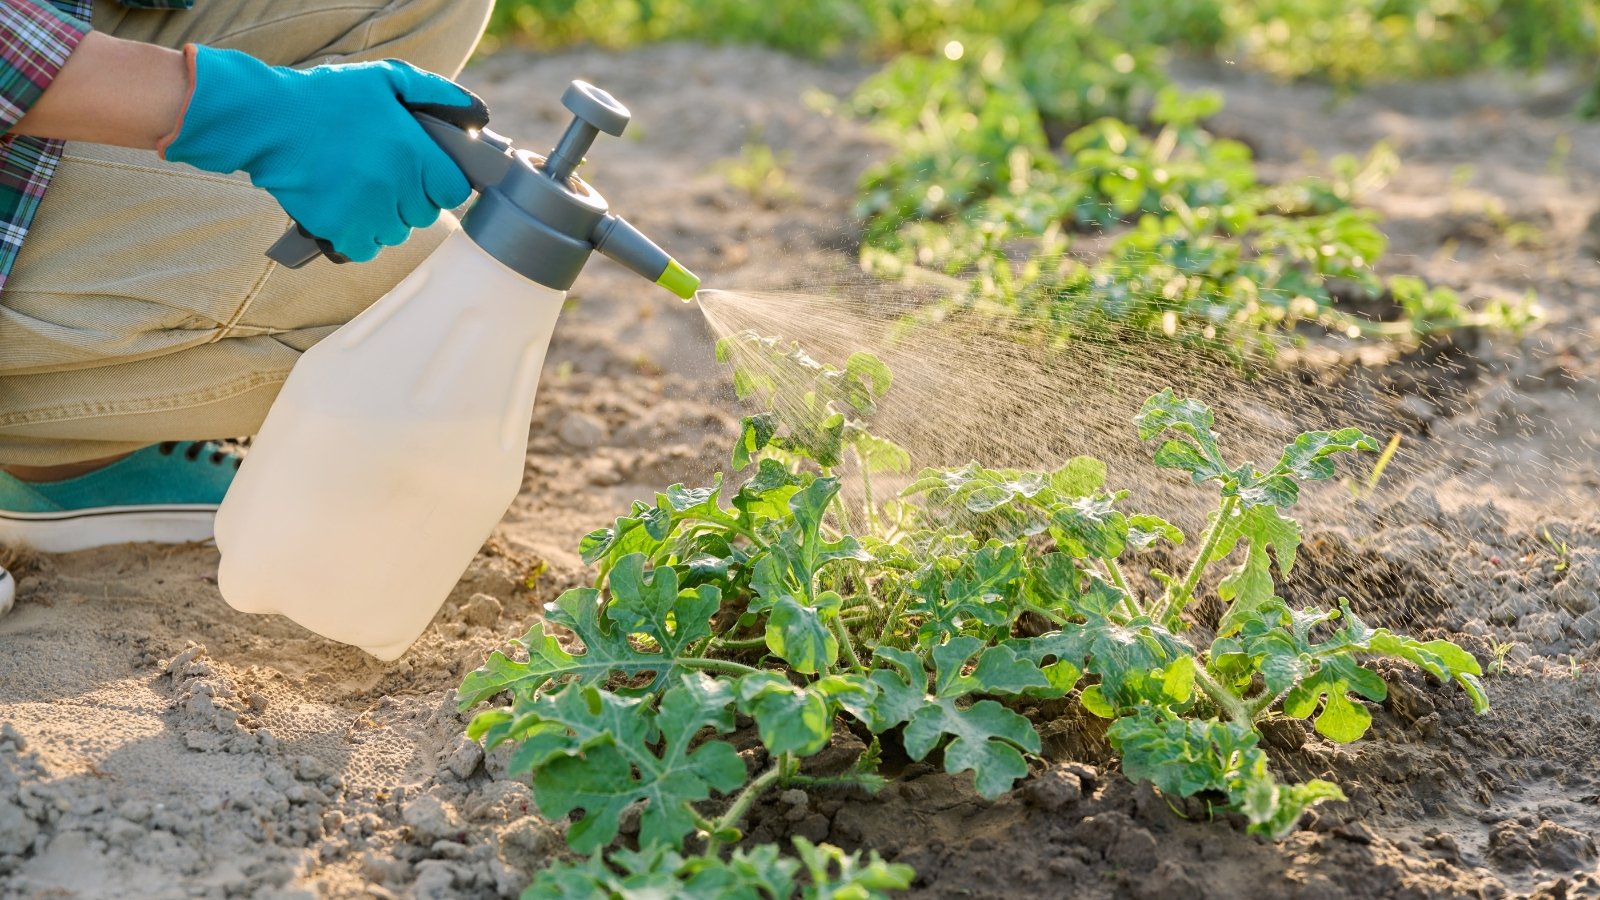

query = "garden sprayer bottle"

[{"left": 213, "top": 81, "right": 698, "bottom": 660}]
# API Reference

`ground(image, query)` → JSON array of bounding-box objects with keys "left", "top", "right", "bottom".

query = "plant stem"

[
  {"left": 1104, "top": 558, "right": 1141, "bottom": 618},
  {"left": 1018, "top": 599, "right": 1069, "bottom": 627},
  {"left": 686, "top": 511, "right": 768, "bottom": 550},
  {"left": 704, "top": 758, "right": 788, "bottom": 858},
  {"left": 1156, "top": 494, "right": 1238, "bottom": 627},
  {"left": 830, "top": 615, "right": 867, "bottom": 674},
  {"left": 858, "top": 448, "right": 880, "bottom": 534},
  {"left": 1245, "top": 684, "right": 1293, "bottom": 720},
  {"left": 821, "top": 465, "right": 858, "bottom": 539},
  {"left": 874, "top": 587, "right": 912, "bottom": 650},
  {"left": 782, "top": 772, "right": 886, "bottom": 792},
  {"left": 680, "top": 657, "right": 764, "bottom": 677},
  {"left": 1192, "top": 664, "right": 1251, "bottom": 726},
  {"left": 711, "top": 634, "right": 770, "bottom": 652}
]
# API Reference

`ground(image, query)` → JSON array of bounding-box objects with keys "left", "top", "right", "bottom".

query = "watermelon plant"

[
  {"left": 460, "top": 334, "right": 1488, "bottom": 897},
  {"left": 854, "top": 78, "right": 1540, "bottom": 359}
]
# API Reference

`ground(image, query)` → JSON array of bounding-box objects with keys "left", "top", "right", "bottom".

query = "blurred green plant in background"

[
  {"left": 484, "top": 0, "right": 1597, "bottom": 89},
  {"left": 482, "top": 0, "right": 1569, "bottom": 357}
]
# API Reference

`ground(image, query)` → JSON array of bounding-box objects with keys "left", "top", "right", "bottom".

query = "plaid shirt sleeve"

[
  {"left": 0, "top": 0, "right": 191, "bottom": 290},
  {"left": 0, "top": 1, "right": 91, "bottom": 289},
  {"left": 0, "top": 1, "right": 90, "bottom": 135}
]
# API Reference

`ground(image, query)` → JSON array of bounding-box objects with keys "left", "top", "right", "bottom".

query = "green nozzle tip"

[{"left": 657, "top": 259, "right": 700, "bottom": 301}]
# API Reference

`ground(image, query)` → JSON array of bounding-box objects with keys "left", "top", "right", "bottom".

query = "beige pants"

[{"left": 0, "top": 0, "right": 494, "bottom": 465}]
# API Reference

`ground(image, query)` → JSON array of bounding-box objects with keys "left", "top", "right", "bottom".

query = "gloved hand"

[{"left": 160, "top": 46, "right": 482, "bottom": 263}]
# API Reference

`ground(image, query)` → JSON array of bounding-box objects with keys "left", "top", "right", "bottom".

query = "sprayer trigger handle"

[
  {"left": 411, "top": 113, "right": 516, "bottom": 190},
  {"left": 267, "top": 224, "right": 349, "bottom": 268},
  {"left": 263, "top": 97, "right": 512, "bottom": 266}
]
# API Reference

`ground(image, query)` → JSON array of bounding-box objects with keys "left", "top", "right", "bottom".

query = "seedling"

[
  {"left": 1487, "top": 640, "right": 1516, "bottom": 676},
  {"left": 716, "top": 140, "right": 799, "bottom": 206},
  {"left": 1542, "top": 528, "right": 1571, "bottom": 573}
]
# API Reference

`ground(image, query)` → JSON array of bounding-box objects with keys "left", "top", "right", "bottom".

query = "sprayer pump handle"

[
  {"left": 266, "top": 96, "right": 505, "bottom": 269},
  {"left": 562, "top": 81, "right": 630, "bottom": 136}
]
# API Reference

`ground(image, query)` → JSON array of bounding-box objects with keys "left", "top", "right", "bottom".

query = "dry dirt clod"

[
  {"left": 462, "top": 592, "right": 503, "bottom": 628},
  {"left": 1022, "top": 763, "right": 1085, "bottom": 812},
  {"left": 402, "top": 795, "right": 464, "bottom": 844},
  {"left": 558, "top": 411, "right": 609, "bottom": 448}
]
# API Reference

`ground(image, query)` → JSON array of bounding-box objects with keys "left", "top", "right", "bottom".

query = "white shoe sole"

[{"left": 0, "top": 506, "right": 218, "bottom": 553}]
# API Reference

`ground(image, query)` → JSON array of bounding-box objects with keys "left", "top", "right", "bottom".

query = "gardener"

[{"left": 0, "top": 0, "right": 493, "bottom": 617}]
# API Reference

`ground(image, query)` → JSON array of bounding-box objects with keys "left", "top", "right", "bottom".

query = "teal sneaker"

[{"left": 0, "top": 441, "right": 241, "bottom": 552}]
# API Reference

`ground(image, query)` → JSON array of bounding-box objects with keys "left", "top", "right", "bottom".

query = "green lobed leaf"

[
  {"left": 734, "top": 414, "right": 779, "bottom": 470},
  {"left": 845, "top": 351, "right": 893, "bottom": 397},
  {"left": 1365, "top": 631, "right": 1488, "bottom": 714},
  {"left": 1049, "top": 456, "right": 1108, "bottom": 497},
  {"left": 1136, "top": 390, "right": 1228, "bottom": 484},
  {"left": 909, "top": 541, "right": 1025, "bottom": 645},
  {"left": 1277, "top": 428, "right": 1378, "bottom": 482},
  {"left": 1026, "top": 614, "right": 1195, "bottom": 713},
  {"left": 1281, "top": 654, "right": 1388, "bottom": 742},
  {"left": 732, "top": 458, "right": 804, "bottom": 524},
  {"left": 930, "top": 636, "right": 1053, "bottom": 697},
  {"left": 1210, "top": 504, "right": 1302, "bottom": 637},
  {"left": 458, "top": 562, "right": 721, "bottom": 709},
  {"left": 848, "top": 428, "right": 913, "bottom": 475},
  {"left": 579, "top": 476, "right": 734, "bottom": 576},
  {"left": 901, "top": 463, "right": 1055, "bottom": 539},
  {"left": 1108, "top": 708, "right": 1344, "bottom": 839},
  {"left": 1229, "top": 469, "right": 1301, "bottom": 509},
  {"left": 768, "top": 593, "right": 842, "bottom": 676},
  {"left": 1004, "top": 632, "right": 1085, "bottom": 697},
  {"left": 737, "top": 672, "right": 873, "bottom": 757},
  {"left": 605, "top": 554, "right": 721, "bottom": 661},
  {"left": 1127, "top": 514, "right": 1184, "bottom": 551},
  {"left": 528, "top": 675, "right": 747, "bottom": 853},
  {"left": 751, "top": 548, "right": 845, "bottom": 675},
  {"left": 1023, "top": 552, "right": 1084, "bottom": 617},
  {"left": 786, "top": 477, "right": 872, "bottom": 575},
  {"left": 903, "top": 696, "right": 1041, "bottom": 799},
  {"left": 841, "top": 647, "right": 929, "bottom": 732},
  {"left": 1242, "top": 775, "right": 1347, "bottom": 841},
  {"left": 579, "top": 501, "right": 663, "bottom": 568},
  {"left": 1080, "top": 684, "right": 1114, "bottom": 718},
  {"left": 1048, "top": 495, "right": 1129, "bottom": 559}
]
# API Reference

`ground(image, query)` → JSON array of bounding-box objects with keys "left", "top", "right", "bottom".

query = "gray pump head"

[{"left": 267, "top": 81, "right": 699, "bottom": 300}]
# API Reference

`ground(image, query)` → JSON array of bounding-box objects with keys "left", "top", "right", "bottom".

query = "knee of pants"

[
  {"left": 345, "top": 0, "right": 497, "bottom": 77},
  {"left": 92, "top": 0, "right": 496, "bottom": 77}
]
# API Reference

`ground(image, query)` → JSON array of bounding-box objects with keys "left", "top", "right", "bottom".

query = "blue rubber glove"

[{"left": 161, "top": 46, "right": 479, "bottom": 263}]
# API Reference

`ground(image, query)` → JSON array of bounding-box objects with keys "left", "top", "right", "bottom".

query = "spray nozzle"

[
  {"left": 591, "top": 215, "right": 700, "bottom": 300},
  {"left": 542, "top": 82, "right": 699, "bottom": 301},
  {"left": 265, "top": 80, "right": 698, "bottom": 303}
]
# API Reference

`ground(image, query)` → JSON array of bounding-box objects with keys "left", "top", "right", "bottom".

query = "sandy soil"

[{"left": 4, "top": 43, "right": 1600, "bottom": 899}]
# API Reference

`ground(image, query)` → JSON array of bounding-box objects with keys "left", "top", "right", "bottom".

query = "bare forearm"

[{"left": 12, "top": 31, "right": 187, "bottom": 149}]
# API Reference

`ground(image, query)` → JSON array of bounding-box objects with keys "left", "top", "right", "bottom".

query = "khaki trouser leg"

[{"left": 0, "top": 0, "right": 494, "bottom": 465}]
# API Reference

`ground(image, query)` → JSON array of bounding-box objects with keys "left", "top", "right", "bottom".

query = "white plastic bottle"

[
  {"left": 214, "top": 81, "right": 698, "bottom": 659},
  {"left": 214, "top": 230, "right": 563, "bottom": 659}
]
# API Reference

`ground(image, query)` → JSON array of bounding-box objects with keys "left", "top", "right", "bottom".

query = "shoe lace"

[{"left": 158, "top": 441, "right": 243, "bottom": 470}]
